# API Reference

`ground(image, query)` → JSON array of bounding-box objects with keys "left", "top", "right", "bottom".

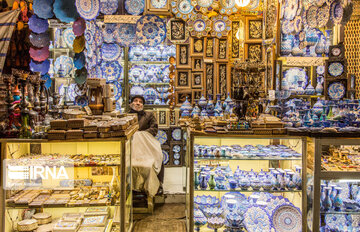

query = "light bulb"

[{"left": 235, "top": 0, "right": 250, "bottom": 7}]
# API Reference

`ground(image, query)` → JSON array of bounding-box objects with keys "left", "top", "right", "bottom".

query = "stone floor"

[{"left": 133, "top": 203, "right": 186, "bottom": 232}]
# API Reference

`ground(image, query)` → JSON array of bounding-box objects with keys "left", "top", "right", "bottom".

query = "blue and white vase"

[{"left": 198, "top": 94, "right": 207, "bottom": 109}]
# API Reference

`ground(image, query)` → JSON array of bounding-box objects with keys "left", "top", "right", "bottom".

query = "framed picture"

[
  {"left": 275, "top": 60, "right": 282, "bottom": 90},
  {"left": 166, "top": 19, "right": 189, "bottom": 44},
  {"left": 157, "top": 110, "right": 169, "bottom": 127},
  {"left": 192, "top": 89, "right": 203, "bottom": 104},
  {"left": 175, "top": 70, "right": 191, "bottom": 88},
  {"left": 265, "top": 45, "right": 275, "bottom": 93},
  {"left": 246, "top": 18, "right": 263, "bottom": 41},
  {"left": 190, "top": 37, "right": 204, "bottom": 56},
  {"left": 176, "top": 44, "right": 191, "bottom": 68},
  {"left": 216, "top": 63, "right": 231, "bottom": 100},
  {"left": 205, "top": 37, "right": 215, "bottom": 58},
  {"left": 216, "top": 38, "right": 228, "bottom": 62},
  {"left": 175, "top": 90, "right": 192, "bottom": 106},
  {"left": 192, "top": 57, "right": 204, "bottom": 71},
  {"left": 245, "top": 43, "right": 263, "bottom": 62},
  {"left": 169, "top": 110, "right": 176, "bottom": 126},
  {"left": 192, "top": 72, "right": 203, "bottom": 88},
  {"left": 145, "top": 0, "right": 171, "bottom": 15},
  {"left": 231, "top": 20, "right": 241, "bottom": 59},
  {"left": 205, "top": 63, "right": 215, "bottom": 97}
]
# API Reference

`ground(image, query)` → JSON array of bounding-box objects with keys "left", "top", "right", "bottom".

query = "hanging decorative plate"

[
  {"left": 86, "top": 53, "right": 97, "bottom": 69},
  {"left": 173, "top": 160, "right": 180, "bottom": 165},
  {"left": 73, "top": 36, "right": 85, "bottom": 53},
  {"left": 210, "top": 15, "right": 231, "bottom": 38},
  {"left": 325, "top": 214, "right": 347, "bottom": 231},
  {"left": 101, "top": 43, "right": 121, "bottom": 62},
  {"left": 34, "top": 0, "right": 54, "bottom": 19},
  {"left": 75, "top": 95, "right": 88, "bottom": 107},
  {"left": 281, "top": 20, "right": 294, "bottom": 35},
  {"left": 171, "top": 0, "right": 194, "bottom": 20},
  {"left": 94, "top": 25, "right": 104, "bottom": 47},
  {"left": 100, "top": 0, "right": 119, "bottom": 15},
  {"left": 116, "top": 24, "right": 137, "bottom": 47},
  {"left": 330, "top": 0, "right": 343, "bottom": 24},
  {"left": 74, "top": 52, "right": 85, "bottom": 69},
  {"left": 112, "top": 81, "right": 122, "bottom": 100},
  {"left": 192, "top": 0, "right": 215, "bottom": 14},
  {"left": 293, "top": 16, "right": 303, "bottom": 33},
  {"left": 162, "top": 65, "right": 170, "bottom": 80},
  {"left": 129, "top": 65, "right": 145, "bottom": 82},
  {"left": 29, "top": 32, "right": 50, "bottom": 48},
  {"left": 136, "top": 15, "right": 166, "bottom": 47},
  {"left": 130, "top": 85, "right": 145, "bottom": 96},
  {"left": 244, "top": 206, "right": 271, "bottom": 232},
  {"left": 125, "top": 0, "right": 145, "bottom": 15},
  {"left": 272, "top": 204, "right": 302, "bottom": 232},
  {"left": 30, "top": 59, "right": 50, "bottom": 75},
  {"left": 54, "top": 0, "right": 80, "bottom": 23},
  {"left": 73, "top": 17, "right": 86, "bottom": 36},
  {"left": 328, "top": 61, "right": 344, "bottom": 77},
  {"left": 187, "top": 13, "right": 212, "bottom": 38},
  {"left": 247, "top": 0, "right": 260, "bottom": 10},
  {"left": 63, "top": 28, "right": 76, "bottom": 49},
  {"left": 41, "top": 74, "right": 52, "bottom": 89},
  {"left": 265, "top": 195, "right": 293, "bottom": 215},
  {"left": 307, "top": 209, "right": 313, "bottom": 232},
  {"left": 284, "top": 0, "right": 299, "bottom": 20},
  {"left": 162, "top": 150, "right": 169, "bottom": 165},
  {"left": 172, "top": 128, "right": 182, "bottom": 140},
  {"left": 328, "top": 82, "right": 345, "bottom": 100},
  {"left": 146, "top": 65, "right": 162, "bottom": 82},
  {"left": 75, "top": 67, "right": 87, "bottom": 84},
  {"left": 317, "top": 4, "right": 330, "bottom": 28},
  {"left": 54, "top": 55, "right": 74, "bottom": 77},
  {"left": 156, "top": 130, "right": 168, "bottom": 145},
  {"left": 316, "top": 65, "right": 325, "bottom": 75},
  {"left": 173, "top": 145, "right": 181, "bottom": 153},
  {"left": 283, "top": 67, "right": 308, "bottom": 90},
  {"left": 101, "top": 61, "right": 122, "bottom": 82},
  {"left": 166, "top": 19, "right": 189, "bottom": 44},
  {"left": 28, "top": 15, "right": 49, "bottom": 34},
  {"left": 29, "top": 46, "right": 49, "bottom": 62},
  {"left": 102, "top": 23, "right": 117, "bottom": 43},
  {"left": 336, "top": 182, "right": 350, "bottom": 199},
  {"left": 305, "top": 5, "right": 318, "bottom": 28},
  {"left": 174, "top": 153, "right": 180, "bottom": 159},
  {"left": 76, "top": 0, "right": 100, "bottom": 20},
  {"left": 143, "top": 87, "right": 158, "bottom": 103},
  {"left": 219, "top": 0, "right": 237, "bottom": 15}
]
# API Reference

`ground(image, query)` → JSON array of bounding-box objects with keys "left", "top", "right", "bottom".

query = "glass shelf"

[
  {"left": 320, "top": 211, "right": 360, "bottom": 215},
  {"left": 130, "top": 82, "right": 170, "bottom": 85},
  {"left": 50, "top": 48, "right": 72, "bottom": 52},
  {"left": 194, "top": 189, "right": 302, "bottom": 193},
  {"left": 195, "top": 157, "right": 302, "bottom": 161},
  {"left": 6, "top": 204, "right": 120, "bottom": 209},
  {"left": 129, "top": 61, "right": 169, "bottom": 65}
]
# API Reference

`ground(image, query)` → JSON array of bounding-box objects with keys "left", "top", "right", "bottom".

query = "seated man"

[{"left": 129, "top": 95, "right": 164, "bottom": 195}]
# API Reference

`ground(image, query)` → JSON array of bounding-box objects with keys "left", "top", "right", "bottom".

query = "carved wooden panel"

[
  {"left": 176, "top": 44, "right": 191, "bottom": 68},
  {"left": 231, "top": 21, "right": 240, "bottom": 59},
  {"left": 217, "top": 63, "right": 230, "bottom": 100},
  {"left": 216, "top": 39, "right": 229, "bottom": 62},
  {"left": 205, "top": 63, "right": 215, "bottom": 97}
]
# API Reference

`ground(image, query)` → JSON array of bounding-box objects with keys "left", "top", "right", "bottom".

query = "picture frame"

[
  {"left": 216, "top": 63, "right": 231, "bottom": 100},
  {"left": 192, "top": 72, "right": 203, "bottom": 88},
  {"left": 166, "top": 18, "right": 189, "bottom": 44},
  {"left": 175, "top": 70, "right": 191, "bottom": 88},
  {"left": 190, "top": 37, "right": 204, "bottom": 56},
  {"left": 157, "top": 110, "right": 169, "bottom": 127},
  {"left": 231, "top": 20, "right": 241, "bottom": 59},
  {"left": 192, "top": 57, "right": 204, "bottom": 71},
  {"left": 265, "top": 45, "right": 275, "bottom": 93},
  {"left": 216, "top": 38, "right": 229, "bottom": 62},
  {"left": 205, "top": 63, "right": 215, "bottom": 97},
  {"left": 205, "top": 37, "right": 215, "bottom": 58},
  {"left": 192, "top": 89, "right": 203, "bottom": 104},
  {"left": 169, "top": 110, "right": 176, "bottom": 126},
  {"left": 176, "top": 44, "right": 191, "bottom": 68},
  {"left": 246, "top": 17, "right": 263, "bottom": 41},
  {"left": 245, "top": 43, "right": 263, "bottom": 62},
  {"left": 175, "top": 90, "right": 192, "bottom": 106},
  {"left": 144, "top": 0, "right": 171, "bottom": 15}
]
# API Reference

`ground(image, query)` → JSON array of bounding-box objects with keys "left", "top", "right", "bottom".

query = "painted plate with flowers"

[
  {"left": 101, "top": 43, "right": 121, "bottom": 62},
  {"left": 125, "top": 0, "right": 145, "bottom": 15},
  {"left": 328, "top": 82, "right": 345, "bottom": 100},
  {"left": 187, "top": 13, "right": 212, "bottom": 38},
  {"left": 101, "top": 61, "right": 123, "bottom": 83},
  {"left": 136, "top": 15, "right": 166, "bottom": 47},
  {"left": 100, "top": 0, "right": 119, "bottom": 15},
  {"left": 116, "top": 24, "right": 137, "bottom": 47},
  {"left": 210, "top": 15, "right": 231, "bottom": 38},
  {"left": 171, "top": 0, "right": 194, "bottom": 21},
  {"left": 76, "top": 0, "right": 100, "bottom": 20}
]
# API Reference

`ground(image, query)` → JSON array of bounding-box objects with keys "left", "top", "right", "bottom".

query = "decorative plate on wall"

[
  {"left": 112, "top": 81, "right": 122, "bottom": 100},
  {"left": 116, "top": 24, "right": 137, "bottom": 47},
  {"left": 283, "top": 67, "right": 308, "bottom": 90},
  {"left": 125, "top": 0, "right": 145, "bottom": 15},
  {"left": 100, "top": 0, "right": 119, "bottom": 15},
  {"left": 317, "top": 4, "right": 330, "bottom": 28},
  {"left": 325, "top": 214, "right": 347, "bottom": 231},
  {"left": 187, "top": 13, "right": 212, "bottom": 38},
  {"left": 328, "top": 61, "right": 344, "bottom": 77},
  {"left": 28, "top": 15, "right": 49, "bottom": 34},
  {"left": 54, "top": 0, "right": 80, "bottom": 23},
  {"left": 33, "top": 0, "right": 54, "bottom": 19},
  {"left": 101, "top": 43, "right": 121, "bottom": 61},
  {"left": 244, "top": 206, "right": 271, "bottom": 232},
  {"left": 210, "top": 15, "right": 231, "bottom": 38},
  {"left": 156, "top": 130, "right": 168, "bottom": 145},
  {"left": 219, "top": 0, "right": 237, "bottom": 15},
  {"left": 192, "top": 0, "right": 215, "bottom": 14},
  {"left": 330, "top": 0, "right": 343, "bottom": 24},
  {"left": 162, "top": 150, "right": 169, "bottom": 165},
  {"left": 63, "top": 28, "right": 76, "bottom": 48},
  {"left": 305, "top": 5, "right": 318, "bottom": 28},
  {"left": 171, "top": 0, "right": 194, "bottom": 20},
  {"left": 172, "top": 128, "right": 182, "bottom": 140},
  {"left": 101, "top": 61, "right": 122, "bottom": 82},
  {"left": 129, "top": 65, "right": 145, "bottom": 82},
  {"left": 102, "top": 23, "right": 117, "bottom": 43},
  {"left": 29, "top": 32, "right": 50, "bottom": 48},
  {"left": 136, "top": 15, "right": 166, "bottom": 47},
  {"left": 328, "top": 82, "right": 345, "bottom": 100},
  {"left": 76, "top": 0, "right": 100, "bottom": 20},
  {"left": 29, "top": 46, "right": 50, "bottom": 62},
  {"left": 130, "top": 85, "right": 145, "bottom": 96},
  {"left": 271, "top": 204, "right": 302, "bottom": 232},
  {"left": 30, "top": 59, "right": 50, "bottom": 75},
  {"left": 316, "top": 65, "right": 325, "bottom": 75},
  {"left": 166, "top": 19, "right": 189, "bottom": 44}
]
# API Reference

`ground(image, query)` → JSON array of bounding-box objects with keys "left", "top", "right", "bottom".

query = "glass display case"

[
  {"left": 0, "top": 136, "right": 135, "bottom": 232},
  {"left": 185, "top": 129, "right": 307, "bottom": 232},
  {"left": 308, "top": 137, "right": 360, "bottom": 232}
]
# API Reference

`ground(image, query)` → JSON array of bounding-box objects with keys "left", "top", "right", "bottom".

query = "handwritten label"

[{"left": 104, "top": 15, "right": 140, "bottom": 24}]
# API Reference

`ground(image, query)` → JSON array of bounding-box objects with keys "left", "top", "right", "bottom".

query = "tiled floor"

[{"left": 133, "top": 203, "right": 186, "bottom": 232}]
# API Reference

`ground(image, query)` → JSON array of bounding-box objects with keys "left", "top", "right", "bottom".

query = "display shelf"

[
  {"left": 320, "top": 171, "right": 360, "bottom": 180},
  {"left": 5, "top": 204, "right": 121, "bottom": 209},
  {"left": 129, "top": 61, "right": 169, "bottom": 65},
  {"left": 320, "top": 211, "right": 360, "bottom": 215},
  {"left": 129, "top": 82, "right": 170, "bottom": 85},
  {"left": 195, "top": 157, "right": 302, "bottom": 161},
  {"left": 194, "top": 189, "right": 302, "bottom": 193},
  {"left": 49, "top": 48, "right": 71, "bottom": 52}
]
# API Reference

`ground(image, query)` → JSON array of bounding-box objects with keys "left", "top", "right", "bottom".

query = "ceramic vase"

[
  {"left": 325, "top": 30, "right": 332, "bottom": 56},
  {"left": 208, "top": 173, "right": 216, "bottom": 190},
  {"left": 294, "top": 167, "right": 302, "bottom": 190},
  {"left": 110, "top": 166, "right": 120, "bottom": 194},
  {"left": 286, "top": 172, "right": 296, "bottom": 190},
  {"left": 194, "top": 170, "right": 200, "bottom": 190},
  {"left": 199, "top": 94, "right": 207, "bottom": 109},
  {"left": 315, "top": 32, "right": 326, "bottom": 57},
  {"left": 206, "top": 94, "right": 215, "bottom": 116},
  {"left": 200, "top": 175, "right": 208, "bottom": 190},
  {"left": 239, "top": 176, "right": 250, "bottom": 190},
  {"left": 323, "top": 187, "right": 332, "bottom": 211},
  {"left": 271, "top": 172, "right": 280, "bottom": 190},
  {"left": 333, "top": 187, "right": 343, "bottom": 211},
  {"left": 316, "top": 77, "right": 324, "bottom": 95}
]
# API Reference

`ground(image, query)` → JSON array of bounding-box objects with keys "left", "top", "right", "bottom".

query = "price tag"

[{"left": 269, "top": 90, "right": 275, "bottom": 101}]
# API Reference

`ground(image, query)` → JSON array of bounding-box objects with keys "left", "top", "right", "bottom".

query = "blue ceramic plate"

[
  {"left": 328, "top": 62, "right": 344, "bottom": 77},
  {"left": 74, "top": 52, "right": 85, "bottom": 69},
  {"left": 136, "top": 15, "right": 166, "bottom": 47},
  {"left": 155, "top": 130, "right": 168, "bottom": 145},
  {"left": 62, "top": 28, "right": 76, "bottom": 49},
  {"left": 173, "top": 153, "right": 180, "bottom": 159},
  {"left": 100, "top": 0, "right": 118, "bottom": 14},
  {"left": 28, "top": 15, "right": 49, "bottom": 34},
  {"left": 54, "top": 55, "right": 74, "bottom": 77},
  {"left": 173, "top": 145, "right": 181, "bottom": 153},
  {"left": 162, "top": 150, "right": 169, "bottom": 165},
  {"left": 244, "top": 206, "right": 271, "bottom": 232},
  {"left": 129, "top": 65, "right": 145, "bottom": 82},
  {"left": 325, "top": 214, "right": 347, "bottom": 231},
  {"left": 116, "top": 24, "right": 137, "bottom": 47},
  {"left": 102, "top": 23, "right": 117, "bottom": 43},
  {"left": 125, "top": 0, "right": 144, "bottom": 15},
  {"left": 54, "top": 0, "right": 80, "bottom": 23},
  {"left": 76, "top": 0, "right": 100, "bottom": 20},
  {"left": 111, "top": 81, "right": 122, "bottom": 100},
  {"left": 143, "top": 87, "right": 158, "bottom": 103},
  {"left": 172, "top": 128, "right": 182, "bottom": 141},
  {"left": 283, "top": 67, "right": 308, "bottom": 90},
  {"left": 33, "top": 0, "right": 54, "bottom": 19},
  {"left": 29, "top": 32, "right": 50, "bottom": 48},
  {"left": 101, "top": 43, "right": 121, "bottom": 61},
  {"left": 271, "top": 204, "right": 302, "bottom": 232},
  {"left": 173, "top": 159, "right": 180, "bottom": 165},
  {"left": 101, "top": 61, "right": 122, "bottom": 82},
  {"left": 328, "top": 82, "right": 345, "bottom": 100},
  {"left": 30, "top": 59, "right": 50, "bottom": 75},
  {"left": 130, "top": 85, "right": 145, "bottom": 96}
]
